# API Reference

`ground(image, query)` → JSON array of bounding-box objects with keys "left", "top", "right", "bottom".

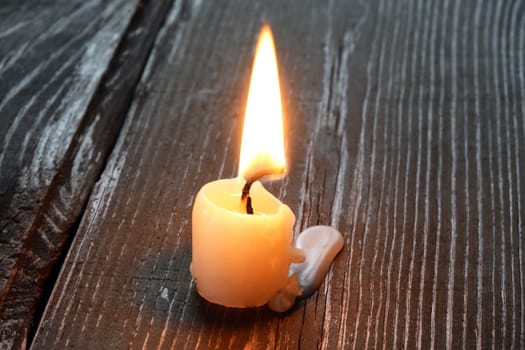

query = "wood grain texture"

[
  {"left": 0, "top": 0, "right": 173, "bottom": 347},
  {"left": 32, "top": 0, "right": 525, "bottom": 349}
]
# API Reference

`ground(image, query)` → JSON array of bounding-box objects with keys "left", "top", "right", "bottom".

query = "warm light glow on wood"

[{"left": 239, "top": 24, "right": 286, "bottom": 181}]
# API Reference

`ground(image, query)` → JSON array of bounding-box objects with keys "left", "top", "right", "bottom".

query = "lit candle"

[
  {"left": 191, "top": 178, "right": 298, "bottom": 307},
  {"left": 191, "top": 25, "right": 300, "bottom": 308},
  {"left": 191, "top": 24, "right": 344, "bottom": 311}
]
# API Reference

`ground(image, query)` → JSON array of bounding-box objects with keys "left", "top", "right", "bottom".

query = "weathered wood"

[
  {"left": 33, "top": 0, "right": 525, "bottom": 349},
  {"left": 0, "top": 0, "right": 174, "bottom": 347}
]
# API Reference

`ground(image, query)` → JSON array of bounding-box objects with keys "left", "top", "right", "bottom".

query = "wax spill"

[
  {"left": 292, "top": 225, "right": 344, "bottom": 297},
  {"left": 268, "top": 225, "right": 344, "bottom": 312},
  {"left": 160, "top": 287, "right": 169, "bottom": 300}
]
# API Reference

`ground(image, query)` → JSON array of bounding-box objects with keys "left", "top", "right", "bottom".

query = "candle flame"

[{"left": 239, "top": 24, "right": 286, "bottom": 181}]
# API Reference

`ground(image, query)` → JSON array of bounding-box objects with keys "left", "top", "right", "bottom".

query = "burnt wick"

[
  {"left": 240, "top": 168, "right": 285, "bottom": 215},
  {"left": 245, "top": 196, "right": 254, "bottom": 214},
  {"left": 241, "top": 181, "right": 254, "bottom": 214}
]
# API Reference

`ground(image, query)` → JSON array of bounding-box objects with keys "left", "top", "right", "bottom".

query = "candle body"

[{"left": 191, "top": 177, "right": 295, "bottom": 307}]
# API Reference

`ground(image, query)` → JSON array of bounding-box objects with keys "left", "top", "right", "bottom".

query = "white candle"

[
  {"left": 191, "top": 178, "right": 296, "bottom": 307},
  {"left": 191, "top": 25, "right": 299, "bottom": 307},
  {"left": 190, "top": 24, "right": 344, "bottom": 311}
]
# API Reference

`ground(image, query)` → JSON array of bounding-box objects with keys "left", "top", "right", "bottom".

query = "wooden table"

[{"left": 1, "top": 0, "right": 524, "bottom": 348}]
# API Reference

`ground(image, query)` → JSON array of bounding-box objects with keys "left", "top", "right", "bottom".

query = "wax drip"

[
  {"left": 240, "top": 168, "right": 285, "bottom": 214},
  {"left": 268, "top": 225, "right": 344, "bottom": 312}
]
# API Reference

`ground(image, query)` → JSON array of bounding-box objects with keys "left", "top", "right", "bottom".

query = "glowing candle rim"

[{"left": 199, "top": 178, "right": 292, "bottom": 218}]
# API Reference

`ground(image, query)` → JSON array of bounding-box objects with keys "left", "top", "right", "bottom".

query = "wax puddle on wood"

[{"left": 160, "top": 287, "right": 170, "bottom": 301}]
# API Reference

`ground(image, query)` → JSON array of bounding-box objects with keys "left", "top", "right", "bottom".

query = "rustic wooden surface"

[
  {"left": 0, "top": 0, "right": 173, "bottom": 347},
  {"left": 0, "top": 0, "right": 523, "bottom": 348}
]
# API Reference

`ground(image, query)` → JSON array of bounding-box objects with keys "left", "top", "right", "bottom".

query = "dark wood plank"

[
  {"left": 0, "top": 0, "right": 174, "bottom": 347},
  {"left": 33, "top": 0, "right": 525, "bottom": 348}
]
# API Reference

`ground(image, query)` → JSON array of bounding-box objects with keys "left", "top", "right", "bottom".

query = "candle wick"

[
  {"left": 240, "top": 168, "right": 284, "bottom": 215},
  {"left": 241, "top": 181, "right": 254, "bottom": 214},
  {"left": 246, "top": 196, "right": 254, "bottom": 214}
]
